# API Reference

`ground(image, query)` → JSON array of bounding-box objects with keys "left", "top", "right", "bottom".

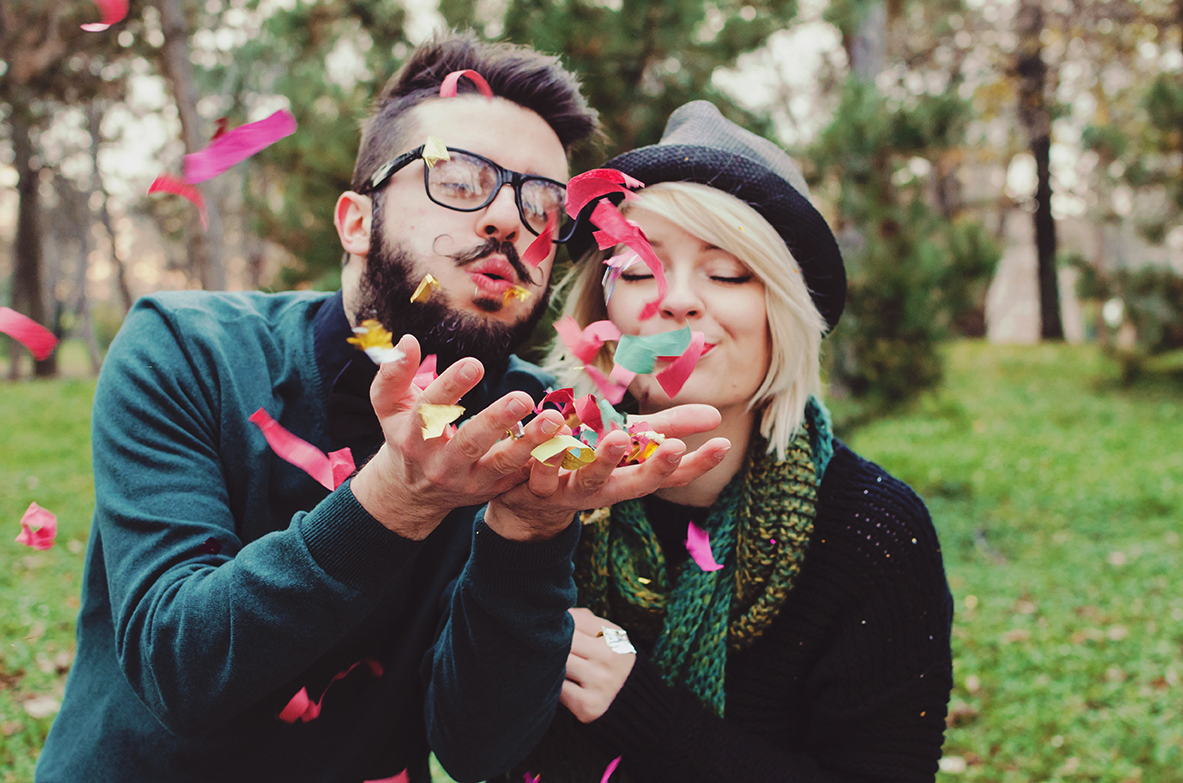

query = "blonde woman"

[{"left": 507, "top": 102, "right": 954, "bottom": 783}]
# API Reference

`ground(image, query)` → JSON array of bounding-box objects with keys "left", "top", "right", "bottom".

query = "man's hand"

[
  {"left": 560, "top": 608, "right": 636, "bottom": 724},
  {"left": 350, "top": 334, "right": 566, "bottom": 540},
  {"left": 482, "top": 404, "right": 730, "bottom": 542}
]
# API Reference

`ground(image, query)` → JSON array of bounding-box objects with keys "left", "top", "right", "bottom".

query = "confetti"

[
  {"left": 182, "top": 109, "right": 297, "bottom": 184},
  {"left": 347, "top": 319, "right": 405, "bottom": 365},
  {"left": 422, "top": 136, "right": 450, "bottom": 169},
  {"left": 582, "top": 364, "right": 629, "bottom": 405},
  {"left": 621, "top": 430, "right": 663, "bottom": 466},
  {"left": 411, "top": 274, "right": 440, "bottom": 304},
  {"left": 531, "top": 435, "right": 595, "bottom": 470},
  {"left": 419, "top": 403, "right": 464, "bottom": 439},
  {"left": 439, "top": 69, "right": 494, "bottom": 99},
  {"left": 503, "top": 285, "right": 532, "bottom": 305},
  {"left": 614, "top": 327, "right": 693, "bottom": 375},
  {"left": 15, "top": 503, "right": 56, "bottom": 551},
  {"left": 278, "top": 659, "right": 382, "bottom": 723},
  {"left": 655, "top": 331, "right": 706, "bottom": 398},
  {"left": 535, "top": 388, "right": 576, "bottom": 416},
  {"left": 572, "top": 394, "right": 605, "bottom": 436},
  {"left": 523, "top": 774, "right": 541, "bottom": 783},
  {"left": 553, "top": 317, "right": 621, "bottom": 365},
  {"left": 412, "top": 354, "right": 438, "bottom": 390},
  {"left": 249, "top": 408, "right": 355, "bottom": 491},
  {"left": 521, "top": 210, "right": 557, "bottom": 268},
  {"left": 80, "top": 0, "right": 128, "bottom": 31},
  {"left": 602, "top": 249, "right": 641, "bottom": 305},
  {"left": 565, "top": 169, "right": 644, "bottom": 219},
  {"left": 589, "top": 200, "right": 667, "bottom": 320},
  {"left": 601, "top": 627, "right": 636, "bottom": 655},
  {"left": 601, "top": 756, "right": 622, "bottom": 783},
  {"left": 364, "top": 771, "right": 409, "bottom": 783},
  {"left": 686, "top": 521, "right": 724, "bottom": 572},
  {"left": 637, "top": 577, "right": 652, "bottom": 585},
  {"left": 0, "top": 307, "right": 58, "bottom": 360},
  {"left": 148, "top": 174, "right": 209, "bottom": 230}
]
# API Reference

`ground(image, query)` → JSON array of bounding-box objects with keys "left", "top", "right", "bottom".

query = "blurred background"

[{"left": 1, "top": 0, "right": 1181, "bottom": 781}]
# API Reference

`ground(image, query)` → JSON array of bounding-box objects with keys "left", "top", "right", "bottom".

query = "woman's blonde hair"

[{"left": 545, "top": 182, "right": 827, "bottom": 458}]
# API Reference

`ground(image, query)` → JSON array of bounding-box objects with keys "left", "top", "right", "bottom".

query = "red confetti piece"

[
  {"left": 589, "top": 201, "right": 667, "bottom": 320},
  {"left": 364, "top": 772, "right": 409, "bottom": 783},
  {"left": 686, "top": 521, "right": 724, "bottom": 572},
  {"left": 601, "top": 756, "right": 622, "bottom": 783},
  {"left": 249, "top": 408, "right": 355, "bottom": 491},
  {"left": 553, "top": 317, "right": 621, "bottom": 365},
  {"left": 0, "top": 307, "right": 58, "bottom": 360},
  {"left": 210, "top": 117, "right": 229, "bottom": 141},
  {"left": 412, "top": 355, "right": 438, "bottom": 390},
  {"left": 439, "top": 69, "right": 494, "bottom": 98},
  {"left": 565, "top": 169, "right": 643, "bottom": 219},
  {"left": 15, "top": 502, "right": 56, "bottom": 551},
  {"left": 182, "top": 109, "right": 297, "bottom": 184},
  {"left": 523, "top": 774, "right": 540, "bottom": 783},
  {"left": 148, "top": 174, "right": 209, "bottom": 230},
  {"left": 572, "top": 394, "right": 605, "bottom": 436},
  {"left": 277, "top": 659, "right": 382, "bottom": 723},
  {"left": 655, "top": 331, "right": 706, "bottom": 398},
  {"left": 80, "top": 0, "right": 128, "bottom": 31},
  {"left": 582, "top": 364, "right": 628, "bottom": 405},
  {"left": 535, "top": 388, "right": 575, "bottom": 416},
  {"left": 522, "top": 210, "right": 557, "bottom": 268}
]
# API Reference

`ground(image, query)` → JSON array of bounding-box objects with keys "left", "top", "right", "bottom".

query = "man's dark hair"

[{"left": 351, "top": 30, "right": 601, "bottom": 191}]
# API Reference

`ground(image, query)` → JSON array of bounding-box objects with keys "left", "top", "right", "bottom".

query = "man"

[{"left": 37, "top": 33, "right": 727, "bottom": 783}]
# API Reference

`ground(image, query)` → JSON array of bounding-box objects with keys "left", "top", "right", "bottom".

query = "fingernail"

[
  {"left": 542, "top": 418, "right": 561, "bottom": 435},
  {"left": 508, "top": 398, "right": 529, "bottom": 417},
  {"left": 715, "top": 446, "right": 731, "bottom": 462},
  {"left": 666, "top": 449, "right": 685, "bottom": 465},
  {"left": 608, "top": 442, "right": 627, "bottom": 456},
  {"left": 459, "top": 362, "right": 479, "bottom": 383}
]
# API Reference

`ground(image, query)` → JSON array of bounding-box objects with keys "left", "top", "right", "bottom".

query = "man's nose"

[{"left": 479, "top": 184, "right": 521, "bottom": 244}]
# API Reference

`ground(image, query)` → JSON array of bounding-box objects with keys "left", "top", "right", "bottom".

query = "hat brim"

[{"left": 570, "top": 144, "right": 845, "bottom": 332}]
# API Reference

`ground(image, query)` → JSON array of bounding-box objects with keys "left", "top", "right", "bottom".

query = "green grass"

[{"left": 1, "top": 340, "right": 1180, "bottom": 781}]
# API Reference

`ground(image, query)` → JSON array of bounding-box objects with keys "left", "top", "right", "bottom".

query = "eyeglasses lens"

[{"left": 426, "top": 152, "right": 565, "bottom": 235}]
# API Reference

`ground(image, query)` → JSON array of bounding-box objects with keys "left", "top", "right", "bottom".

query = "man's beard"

[{"left": 353, "top": 213, "right": 550, "bottom": 380}]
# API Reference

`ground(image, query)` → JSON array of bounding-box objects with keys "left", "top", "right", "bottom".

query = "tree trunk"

[
  {"left": 88, "top": 103, "right": 135, "bottom": 314},
  {"left": 156, "top": 0, "right": 226, "bottom": 290},
  {"left": 850, "top": 2, "right": 887, "bottom": 82},
  {"left": 10, "top": 102, "right": 57, "bottom": 378},
  {"left": 1016, "top": 0, "right": 1063, "bottom": 340}
]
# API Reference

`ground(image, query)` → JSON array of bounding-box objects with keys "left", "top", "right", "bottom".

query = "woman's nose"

[{"left": 659, "top": 275, "right": 701, "bottom": 321}]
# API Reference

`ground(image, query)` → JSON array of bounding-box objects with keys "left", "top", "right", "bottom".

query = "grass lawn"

[{"left": 1, "top": 340, "right": 1180, "bottom": 781}]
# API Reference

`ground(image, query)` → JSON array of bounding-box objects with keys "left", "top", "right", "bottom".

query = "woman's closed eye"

[
  {"left": 619, "top": 272, "right": 655, "bottom": 282},
  {"left": 711, "top": 274, "right": 754, "bottom": 284}
]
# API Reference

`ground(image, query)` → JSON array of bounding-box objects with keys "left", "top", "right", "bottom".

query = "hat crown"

[{"left": 658, "top": 101, "right": 812, "bottom": 201}]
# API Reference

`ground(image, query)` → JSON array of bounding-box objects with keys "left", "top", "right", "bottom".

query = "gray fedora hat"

[{"left": 581, "top": 100, "right": 846, "bottom": 332}]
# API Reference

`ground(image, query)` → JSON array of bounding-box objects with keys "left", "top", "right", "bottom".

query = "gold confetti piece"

[
  {"left": 419, "top": 403, "right": 464, "bottom": 439},
  {"left": 637, "top": 577, "right": 652, "bottom": 585},
  {"left": 422, "top": 136, "right": 450, "bottom": 169},
  {"left": 502, "top": 284, "right": 531, "bottom": 305},
  {"left": 504, "top": 421, "right": 525, "bottom": 440},
  {"left": 347, "top": 319, "right": 394, "bottom": 351},
  {"left": 411, "top": 273, "right": 440, "bottom": 304},
  {"left": 623, "top": 431, "right": 665, "bottom": 465},
  {"left": 531, "top": 434, "right": 594, "bottom": 469}
]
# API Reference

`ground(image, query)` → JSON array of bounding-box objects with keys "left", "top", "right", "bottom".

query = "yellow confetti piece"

[
  {"left": 419, "top": 403, "right": 464, "bottom": 439},
  {"left": 637, "top": 577, "right": 651, "bottom": 585},
  {"left": 502, "top": 284, "right": 531, "bottom": 305},
  {"left": 411, "top": 274, "right": 440, "bottom": 304},
  {"left": 347, "top": 319, "right": 394, "bottom": 351},
  {"left": 531, "top": 434, "right": 595, "bottom": 469},
  {"left": 422, "top": 136, "right": 450, "bottom": 169},
  {"left": 623, "top": 431, "right": 664, "bottom": 465}
]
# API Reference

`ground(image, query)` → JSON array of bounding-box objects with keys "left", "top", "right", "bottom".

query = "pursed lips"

[{"left": 466, "top": 257, "right": 521, "bottom": 295}]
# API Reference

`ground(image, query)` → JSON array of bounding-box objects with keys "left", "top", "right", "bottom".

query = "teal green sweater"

[{"left": 37, "top": 291, "right": 577, "bottom": 783}]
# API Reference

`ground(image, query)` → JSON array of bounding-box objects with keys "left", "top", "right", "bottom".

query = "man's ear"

[{"left": 335, "top": 192, "right": 372, "bottom": 257}]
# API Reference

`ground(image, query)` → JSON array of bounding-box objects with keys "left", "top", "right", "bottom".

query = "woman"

[{"left": 511, "top": 102, "right": 954, "bottom": 783}]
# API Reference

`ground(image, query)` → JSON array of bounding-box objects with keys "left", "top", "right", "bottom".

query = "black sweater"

[{"left": 520, "top": 442, "right": 954, "bottom": 783}]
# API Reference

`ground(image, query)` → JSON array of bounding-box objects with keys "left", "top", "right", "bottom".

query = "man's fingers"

[
  {"left": 418, "top": 356, "right": 485, "bottom": 406},
  {"left": 369, "top": 335, "right": 421, "bottom": 420}
]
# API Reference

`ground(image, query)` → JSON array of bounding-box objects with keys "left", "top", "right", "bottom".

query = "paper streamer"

[
  {"left": 413, "top": 355, "right": 438, "bottom": 390},
  {"left": 148, "top": 174, "right": 209, "bottom": 230},
  {"left": 81, "top": 0, "right": 128, "bottom": 30},
  {"left": 411, "top": 274, "right": 440, "bottom": 303},
  {"left": 521, "top": 210, "right": 557, "bottom": 268},
  {"left": 278, "top": 659, "right": 382, "bottom": 723},
  {"left": 582, "top": 364, "right": 628, "bottom": 405},
  {"left": 531, "top": 434, "right": 595, "bottom": 470},
  {"left": 553, "top": 317, "right": 621, "bottom": 365},
  {"left": 613, "top": 327, "right": 692, "bottom": 375},
  {"left": 601, "top": 756, "right": 622, "bottom": 783},
  {"left": 249, "top": 408, "right": 355, "bottom": 491},
  {"left": 422, "top": 136, "right": 450, "bottom": 169},
  {"left": 182, "top": 109, "right": 297, "bottom": 184},
  {"left": 655, "top": 331, "right": 706, "bottom": 398},
  {"left": 419, "top": 403, "right": 464, "bottom": 439},
  {"left": 589, "top": 200, "right": 667, "bottom": 320},
  {"left": 15, "top": 503, "right": 57, "bottom": 551},
  {"left": 0, "top": 307, "right": 58, "bottom": 360},
  {"left": 535, "top": 387, "right": 575, "bottom": 415},
  {"left": 439, "top": 70, "right": 494, "bottom": 98},
  {"left": 686, "top": 521, "right": 724, "bottom": 572},
  {"left": 565, "top": 169, "right": 643, "bottom": 219}
]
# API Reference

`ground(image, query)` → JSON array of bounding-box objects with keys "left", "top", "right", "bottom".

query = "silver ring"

[{"left": 601, "top": 626, "right": 635, "bottom": 655}]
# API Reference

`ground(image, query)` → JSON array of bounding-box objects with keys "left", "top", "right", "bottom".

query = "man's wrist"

[{"left": 350, "top": 447, "right": 444, "bottom": 540}]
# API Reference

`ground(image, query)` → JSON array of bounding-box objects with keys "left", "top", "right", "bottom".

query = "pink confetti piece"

[
  {"left": 413, "top": 355, "right": 438, "bottom": 390},
  {"left": 522, "top": 210, "right": 557, "bottom": 268},
  {"left": 655, "top": 331, "right": 706, "bottom": 398},
  {"left": 364, "top": 772, "right": 410, "bottom": 783},
  {"left": 15, "top": 502, "right": 57, "bottom": 551},
  {"left": 582, "top": 364, "right": 628, "bottom": 405},
  {"left": 278, "top": 659, "right": 382, "bottom": 723},
  {"left": 523, "top": 774, "right": 541, "bottom": 783},
  {"left": 80, "top": 0, "right": 128, "bottom": 30},
  {"left": 573, "top": 394, "right": 604, "bottom": 436},
  {"left": 686, "top": 521, "right": 724, "bottom": 572},
  {"left": 0, "top": 307, "right": 58, "bottom": 360},
  {"left": 553, "top": 317, "right": 621, "bottom": 365},
  {"left": 589, "top": 201, "right": 667, "bottom": 320},
  {"left": 535, "top": 388, "right": 575, "bottom": 415},
  {"left": 148, "top": 173, "right": 209, "bottom": 230},
  {"left": 601, "top": 756, "right": 622, "bottom": 783},
  {"left": 182, "top": 109, "right": 297, "bottom": 184},
  {"left": 249, "top": 408, "right": 355, "bottom": 491},
  {"left": 439, "top": 69, "right": 494, "bottom": 98},
  {"left": 564, "top": 169, "right": 643, "bottom": 219}
]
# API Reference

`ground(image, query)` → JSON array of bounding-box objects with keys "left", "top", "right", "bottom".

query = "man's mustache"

[{"left": 449, "top": 238, "right": 535, "bottom": 286}]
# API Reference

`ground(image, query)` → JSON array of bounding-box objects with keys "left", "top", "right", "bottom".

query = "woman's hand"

[{"left": 560, "top": 608, "right": 637, "bottom": 723}]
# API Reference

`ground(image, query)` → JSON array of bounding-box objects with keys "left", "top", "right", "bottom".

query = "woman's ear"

[{"left": 335, "top": 192, "right": 372, "bottom": 257}]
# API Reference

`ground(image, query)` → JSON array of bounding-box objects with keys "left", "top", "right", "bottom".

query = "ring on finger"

[{"left": 600, "top": 626, "right": 636, "bottom": 655}]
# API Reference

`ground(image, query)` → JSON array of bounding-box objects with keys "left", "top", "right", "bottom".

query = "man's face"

[{"left": 353, "top": 96, "right": 567, "bottom": 350}]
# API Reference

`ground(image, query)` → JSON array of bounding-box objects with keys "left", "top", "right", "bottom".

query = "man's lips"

[{"left": 467, "top": 257, "right": 521, "bottom": 296}]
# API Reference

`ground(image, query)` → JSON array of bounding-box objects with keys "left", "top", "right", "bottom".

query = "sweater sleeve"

[
  {"left": 93, "top": 300, "right": 426, "bottom": 736},
  {"left": 582, "top": 456, "right": 954, "bottom": 783},
  {"left": 425, "top": 513, "right": 580, "bottom": 783}
]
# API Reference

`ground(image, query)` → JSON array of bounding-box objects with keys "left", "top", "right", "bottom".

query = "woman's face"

[{"left": 605, "top": 209, "right": 770, "bottom": 416}]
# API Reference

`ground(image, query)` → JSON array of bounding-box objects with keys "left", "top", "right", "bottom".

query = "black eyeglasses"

[{"left": 361, "top": 145, "right": 567, "bottom": 237}]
